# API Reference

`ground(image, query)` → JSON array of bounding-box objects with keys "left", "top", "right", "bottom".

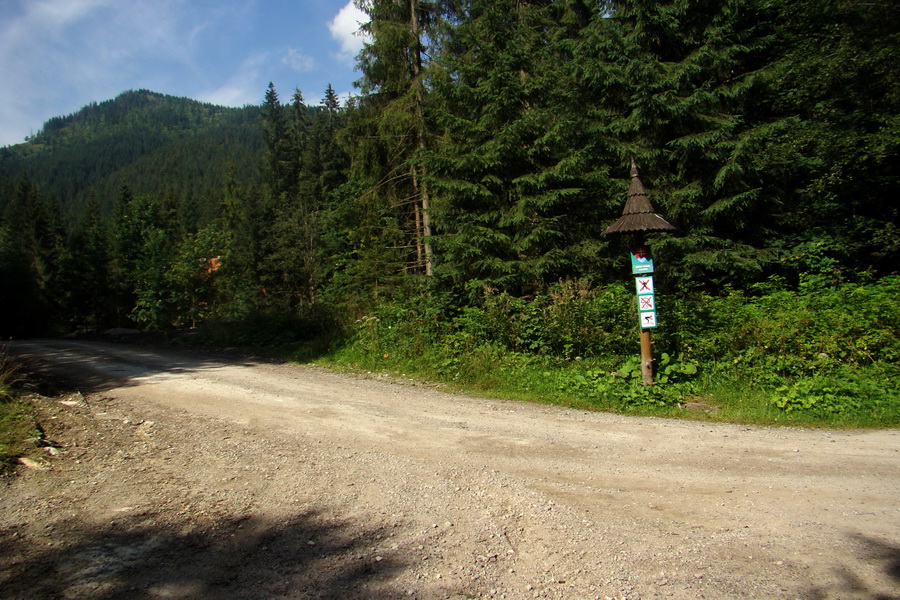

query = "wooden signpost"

[{"left": 602, "top": 160, "right": 676, "bottom": 384}]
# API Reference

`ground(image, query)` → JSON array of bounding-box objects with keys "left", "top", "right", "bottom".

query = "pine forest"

[{"left": 1, "top": 0, "right": 898, "bottom": 425}]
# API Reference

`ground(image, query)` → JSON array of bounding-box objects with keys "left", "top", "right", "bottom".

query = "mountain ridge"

[{"left": 0, "top": 89, "right": 265, "bottom": 220}]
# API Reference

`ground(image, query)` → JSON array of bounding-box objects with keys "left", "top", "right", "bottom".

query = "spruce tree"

[
  {"left": 61, "top": 195, "right": 114, "bottom": 330},
  {"left": 758, "top": 0, "right": 900, "bottom": 277},
  {"left": 574, "top": 0, "right": 784, "bottom": 288},
  {"left": 262, "top": 82, "right": 295, "bottom": 201},
  {"left": 349, "top": 0, "right": 446, "bottom": 283},
  {"left": 426, "top": 0, "right": 604, "bottom": 296},
  {"left": 0, "top": 176, "right": 55, "bottom": 336}
]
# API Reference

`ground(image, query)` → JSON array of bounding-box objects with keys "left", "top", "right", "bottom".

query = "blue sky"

[{"left": 0, "top": 0, "right": 369, "bottom": 147}]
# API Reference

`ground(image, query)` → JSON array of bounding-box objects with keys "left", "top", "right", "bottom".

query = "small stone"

[{"left": 18, "top": 457, "right": 48, "bottom": 471}]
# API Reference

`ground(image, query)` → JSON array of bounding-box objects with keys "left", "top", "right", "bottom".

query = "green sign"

[{"left": 631, "top": 246, "right": 654, "bottom": 275}]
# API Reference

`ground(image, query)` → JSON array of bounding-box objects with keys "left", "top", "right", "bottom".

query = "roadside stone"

[{"left": 18, "top": 457, "right": 49, "bottom": 470}]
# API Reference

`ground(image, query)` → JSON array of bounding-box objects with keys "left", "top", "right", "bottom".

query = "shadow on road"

[
  {"left": 0, "top": 509, "right": 404, "bottom": 600},
  {"left": 6, "top": 339, "right": 263, "bottom": 395},
  {"left": 802, "top": 534, "right": 900, "bottom": 600}
]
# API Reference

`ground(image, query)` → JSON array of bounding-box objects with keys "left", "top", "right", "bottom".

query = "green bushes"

[
  {"left": 665, "top": 277, "right": 899, "bottom": 424},
  {"left": 670, "top": 277, "right": 899, "bottom": 379},
  {"left": 326, "top": 276, "right": 899, "bottom": 426},
  {"left": 771, "top": 370, "right": 897, "bottom": 424}
]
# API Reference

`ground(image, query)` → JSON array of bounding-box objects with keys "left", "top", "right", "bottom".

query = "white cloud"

[
  {"left": 0, "top": 0, "right": 198, "bottom": 144},
  {"left": 197, "top": 52, "right": 268, "bottom": 107},
  {"left": 18, "top": 0, "right": 114, "bottom": 34},
  {"left": 282, "top": 48, "right": 316, "bottom": 73},
  {"left": 328, "top": 1, "right": 369, "bottom": 64}
]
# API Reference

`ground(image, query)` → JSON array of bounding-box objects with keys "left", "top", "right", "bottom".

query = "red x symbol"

[{"left": 640, "top": 297, "right": 653, "bottom": 310}]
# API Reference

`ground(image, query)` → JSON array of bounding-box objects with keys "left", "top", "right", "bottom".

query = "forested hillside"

[
  {"left": 1, "top": 0, "right": 898, "bottom": 423},
  {"left": 0, "top": 90, "right": 264, "bottom": 221}
]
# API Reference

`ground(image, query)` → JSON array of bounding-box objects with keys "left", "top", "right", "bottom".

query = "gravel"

[{"left": 2, "top": 339, "right": 898, "bottom": 600}]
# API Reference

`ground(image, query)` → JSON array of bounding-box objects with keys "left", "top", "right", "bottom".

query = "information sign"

[{"left": 631, "top": 246, "right": 654, "bottom": 274}]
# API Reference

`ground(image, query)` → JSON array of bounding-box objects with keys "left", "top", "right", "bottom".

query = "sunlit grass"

[
  {"left": 313, "top": 338, "right": 898, "bottom": 429},
  {"left": 0, "top": 348, "right": 38, "bottom": 472}
]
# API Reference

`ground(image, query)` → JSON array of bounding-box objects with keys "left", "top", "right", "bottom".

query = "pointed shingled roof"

[{"left": 601, "top": 159, "right": 676, "bottom": 236}]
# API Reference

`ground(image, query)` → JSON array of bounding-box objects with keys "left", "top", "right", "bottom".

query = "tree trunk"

[{"left": 409, "top": 0, "right": 433, "bottom": 276}]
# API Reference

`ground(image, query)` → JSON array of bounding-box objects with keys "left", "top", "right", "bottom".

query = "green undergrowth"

[
  {"left": 312, "top": 277, "right": 900, "bottom": 428},
  {"left": 0, "top": 349, "right": 39, "bottom": 473}
]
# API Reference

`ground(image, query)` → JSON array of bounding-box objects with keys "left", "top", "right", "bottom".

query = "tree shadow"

[
  {"left": 0, "top": 509, "right": 405, "bottom": 600},
  {"left": 6, "top": 339, "right": 264, "bottom": 395},
  {"left": 802, "top": 534, "right": 900, "bottom": 600}
]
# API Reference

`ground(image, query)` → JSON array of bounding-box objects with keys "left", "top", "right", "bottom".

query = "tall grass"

[{"left": 0, "top": 347, "right": 38, "bottom": 472}]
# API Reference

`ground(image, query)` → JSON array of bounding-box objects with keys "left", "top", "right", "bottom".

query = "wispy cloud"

[
  {"left": 328, "top": 1, "right": 369, "bottom": 64},
  {"left": 282, "top": 48, "right": 316, "bottom": 73},
  {"left": 0, "top": 0, "right": 253, "bottom": 144},
  {"left": 0, "top": 0, "right": 199, "bottom": 144},
  {"left": 197, "top": 51, "right": 270, "bottom": 107}
]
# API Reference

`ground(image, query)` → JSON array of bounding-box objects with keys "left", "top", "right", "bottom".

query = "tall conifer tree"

[
  {"left": 350, "top": 0, "right": 444, "bottom": 280},
  {"left": 426, "top": 0, "right": 603, "bottom": 295},
  {"left": 574, "top": 0, "right": 782, "bottom": 287}
]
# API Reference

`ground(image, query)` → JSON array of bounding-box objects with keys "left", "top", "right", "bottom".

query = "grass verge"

[
  {"left": 311, "top": 338, "right": 898, "bottom": 429},
  {"left": 301, "top": 279, "right": 899, "bottom": 429},
  {"left": 0, "top": 349, "right": 39, "bottom": 473}
]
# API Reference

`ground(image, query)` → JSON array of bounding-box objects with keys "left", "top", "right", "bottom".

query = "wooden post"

[
  {"left": 632, "top": 245, "right": 656, "bottom": 385},
  {"left": 600, "top": 161, "right": 675, "bottom": 387},
  {"left": 640, "top": 328, "right": 653, "bottom": 385}
]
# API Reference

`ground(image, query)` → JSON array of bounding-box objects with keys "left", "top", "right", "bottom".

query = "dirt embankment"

[{"left": 2, "top": 339, "right": 899, "bottom": 600}]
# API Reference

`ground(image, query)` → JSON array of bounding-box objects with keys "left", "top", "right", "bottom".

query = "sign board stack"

[{"left": 631, "top": 247, "right": 657, "bottom": 329}]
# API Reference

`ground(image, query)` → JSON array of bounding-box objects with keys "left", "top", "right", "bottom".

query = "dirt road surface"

[{"left": 3, "top": 339, "right": 898, "bottom": 600}]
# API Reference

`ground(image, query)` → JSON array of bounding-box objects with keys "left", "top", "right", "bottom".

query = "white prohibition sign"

[{"left": 635, "top": 276, "right": 654, "bottom": 295}]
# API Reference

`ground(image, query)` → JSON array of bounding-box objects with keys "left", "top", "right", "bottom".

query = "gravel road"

[{"left": 3, "top": 339, "right": 899, "bottom": 600}]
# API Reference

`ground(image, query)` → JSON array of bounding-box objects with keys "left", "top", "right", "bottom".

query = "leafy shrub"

[
  {"left": 478, "top": 280, "right": 633, "bottom": 357},
  {"left": 333, "top": 276, "right": 898, "bottom": 425},
  {"left": 554, "top": 353, "right": 700, "bottom": 409},
  {"left": 771, "top": 369, "right": 899, "bottom": 421},
  {"left": 667, "top": 276, "right": 900, "bottom": 382}
]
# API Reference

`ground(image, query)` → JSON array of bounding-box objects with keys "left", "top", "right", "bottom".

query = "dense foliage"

[
  {"left": 0, "top": 0, "right": 897, "bottom": 423},
  {"left": 330, "top": 274, "right": 898, "bottom": 425}
]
